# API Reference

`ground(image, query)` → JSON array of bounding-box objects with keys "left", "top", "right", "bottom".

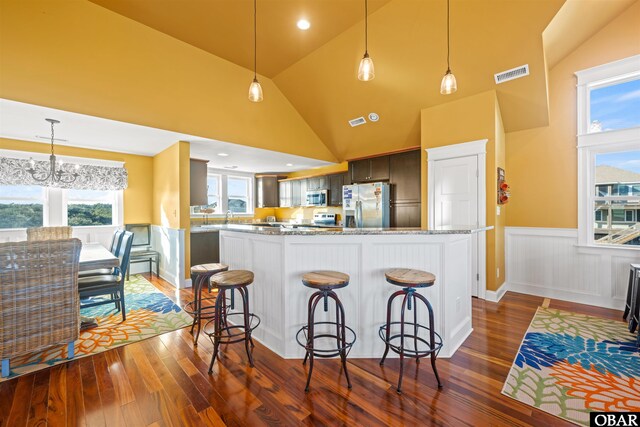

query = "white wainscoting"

[
  {"left": 505, "top": 227, "right": 638, "bottom": 310},
  {"left": 221, "top": 230, "right": 474, "bottom": 359},
  {"left": 151, "top": 225, "right": 189, "bottom": 289}
]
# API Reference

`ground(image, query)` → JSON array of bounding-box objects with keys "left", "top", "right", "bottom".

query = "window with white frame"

[
  {"left": 576, "top": 54, "right": 640, "bottom": 247},
  {"left": 0, "top": 186, "right": 122, "bottom": 229},
  {"left": 191, "top": 170, "right": 254, "bottom": 216},
  {"left": 65, "top": 189, "right": 117, "bottom": 226},
  {"left": 0, "top": 184, "right": 46, "bottom": 229},
  {"left": 191, "top": 174, "right": 222, "bottom": 215}
]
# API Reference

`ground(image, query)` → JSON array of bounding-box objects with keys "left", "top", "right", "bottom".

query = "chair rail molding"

[{"left": 505, "top": 226, "right": 637, "bottom": 310}]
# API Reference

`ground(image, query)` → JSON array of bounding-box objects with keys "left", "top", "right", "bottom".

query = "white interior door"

[{"left": 433, "top": 155, "right": 480, "bottom": 296}]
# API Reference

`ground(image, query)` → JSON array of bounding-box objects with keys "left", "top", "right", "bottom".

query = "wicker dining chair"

[
  {"left": 0, "top": 238, "right": 82, "bottom": 377},
  {"left": 26, "top": 226, "right": 73, "bottom": 241}
]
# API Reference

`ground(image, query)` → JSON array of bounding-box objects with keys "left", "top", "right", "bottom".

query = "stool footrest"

[
  {"left": 378, "top": 322, "right": 443, "bottom": 358},
  {"left": 296, "top": 321, "right": 356, "bottom": 358},
  {"left": 203, "top": 312, "right": 261, "bottom": 345}
]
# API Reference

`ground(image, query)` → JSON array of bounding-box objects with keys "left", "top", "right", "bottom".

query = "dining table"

[
  {"left": 79, "top": 242, "right": 119, "bottom": 272},
  {"left": 78, "top": 243, "right": 120, "bottom": 329}
]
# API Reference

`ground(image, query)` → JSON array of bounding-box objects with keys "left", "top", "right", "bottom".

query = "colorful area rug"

[
  {"left": 502, "top": 307, "right": 640, "bottom": 425},
  {"left": 1, "top": 275, "right": 192, "bottom": 381}
]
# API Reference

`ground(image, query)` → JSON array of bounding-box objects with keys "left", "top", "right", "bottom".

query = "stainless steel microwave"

[{"left": 306, "top": 190, "right": 328, "bottom": 207}]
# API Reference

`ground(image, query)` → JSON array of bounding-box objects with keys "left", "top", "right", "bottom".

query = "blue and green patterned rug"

[
  {"left": 1, "top": 275, "right": 192, "bottom": 381},
  {"left": 502, "top": 307, "right": 640, "bottom": 425}
]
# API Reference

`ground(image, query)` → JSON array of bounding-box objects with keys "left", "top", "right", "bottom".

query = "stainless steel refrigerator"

[{"left": 342, "top": 182, "right": 390, "bottom": 228}]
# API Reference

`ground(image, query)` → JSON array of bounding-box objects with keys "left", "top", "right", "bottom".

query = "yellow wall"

[
  {"left": 0, "top": 0, "right": 337, "bottom": 163},
  {"left": 494, "top": 102, "right": 507, "bottom": 288},
  {"left": 420, "top": 90, "right": 504, "bottom": 291},
  {"left": 152, "top": 141, "right": 191, "bottom": 277},
  {"left": 506, "top": 1, "right": 640, "bottom": 228},
  {"left": 0, "top": 138, "right": 153, "bottom": 224}
]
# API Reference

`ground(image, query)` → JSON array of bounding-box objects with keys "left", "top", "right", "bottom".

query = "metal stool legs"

[
  {"left": 207, "top": 285, "right": 259, "bottom": 373},
  {"left": 379, "top": 287, "right": 443, "bottom": 393},
  {"left": 299, "top": 289, "right": 355, "bottom": 392}
]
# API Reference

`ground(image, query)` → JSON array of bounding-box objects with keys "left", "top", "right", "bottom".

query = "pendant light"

[
  {"left": 357, "top": 0, "right": 375, "bottom": 81},
  {"left": 26, "top": 119, "right": 79, "bottom": 185},
  {"left": 440, "top": 0, "right": 457, "bottom": 95},
  {"left": 248, "top": 0, "right": 263, "bottom": 102}
]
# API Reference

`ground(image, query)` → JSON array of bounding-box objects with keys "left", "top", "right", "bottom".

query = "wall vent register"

[{"left": 494, "top": 64, "right": 529, "bottom": 84}]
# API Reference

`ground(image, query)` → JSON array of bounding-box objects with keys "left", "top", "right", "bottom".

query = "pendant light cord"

[
  {"left": 446, "top": 0, "right": 451, "bottom": 72},
  {"left": 253, "top": 0, "right": 257, "bottom": 79},
  {"left": 364, "top": 0, "right": 368, "bottom": 54}
]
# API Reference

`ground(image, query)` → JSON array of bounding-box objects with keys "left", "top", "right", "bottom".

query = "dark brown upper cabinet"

[
  {"left": 255, "top": 175, "right": 281, "bottom": 208},
  {"left": 190, "top": 159, "right": 209, "bottom": 206},
  {"left": 350, "top": 156, "right": 390, "bottom": 183},
  {"left": 389, "top": 150, "right": 421, "bottom": 204},
  {"left": 329, "top": 173, "right": 347, "bottom": 206}
]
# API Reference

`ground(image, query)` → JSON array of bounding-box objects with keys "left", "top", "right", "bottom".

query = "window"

[
  {"left": 191, "top": 170, "right": 254, "bottom": 216},
  {"left": 227, "top": 176, "right": 251, "bottom": 214},
  {"left": 577, "top": 54, "right": 640, "bottom": 248},
  {"left": 0, "top": 185, "right": 45, "bottom": 229},
  {"left": 191, "top": 174, "right": 222, "bottom": 215},
  {"left": 66, "top": 189, "right": 115, "bottom": 226},
  {"left": 0, "top": 185, "right": 122, "bottom": 229},
  {"left": 589, "top": 78, "right": 640, "bottom": 133}
]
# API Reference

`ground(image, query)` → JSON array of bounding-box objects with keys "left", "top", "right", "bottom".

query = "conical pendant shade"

[
  {"left": 248, "top": 77, "right": 263, "bottom": 102},
  {"left": 440, "top": 70, "right": 457, "bottom": 95}
]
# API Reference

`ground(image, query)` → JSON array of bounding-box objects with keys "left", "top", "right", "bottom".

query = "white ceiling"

[{"left": 0, "top": 98, "right": 333, "bottom": 173}]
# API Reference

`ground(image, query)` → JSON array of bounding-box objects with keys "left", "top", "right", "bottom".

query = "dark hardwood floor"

[{"left": 0, "top": 274, "right": 624, "bottom": 426}]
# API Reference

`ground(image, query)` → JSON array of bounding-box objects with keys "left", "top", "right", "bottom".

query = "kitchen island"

[{"left": 212, "top": 224, "right": 490, "bottom": 359}]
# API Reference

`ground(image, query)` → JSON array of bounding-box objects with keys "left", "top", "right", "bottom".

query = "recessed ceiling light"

[
  {"left": 368, "top": 112, "right": 380, "bottom": 122},
  {"left": 217, "top": 153, "right": 229, "bottom": 157},
  {"left": 297, "top": 19, "right": 310, "bottom": 30},
  {"left": 224, "top": 165, "right": 238, "bottom": 169},
  {"left": 286, "top": 163, "right": 294, "bottom": 167}
]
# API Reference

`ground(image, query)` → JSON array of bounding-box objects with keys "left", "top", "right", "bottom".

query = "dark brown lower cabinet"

[
  {"left": 190, "top": 231, "right": 219, "bottom": 266},
  {"left": 391, "top": 203, "right": 421, "bottom": 228}
]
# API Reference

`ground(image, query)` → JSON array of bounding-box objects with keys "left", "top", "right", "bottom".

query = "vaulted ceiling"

[{"left": 6, "top": 0, "right": 637, "bottom": 163}]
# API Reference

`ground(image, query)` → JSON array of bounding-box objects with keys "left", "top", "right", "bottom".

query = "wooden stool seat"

[
  {"left": 302, "top": 271, "right": 350, "bottom": 290},
  {"left": 191, "top": 263, "right": 229, "bottom": 276},
  {"left": 211, "top": 270, "right": 254, "bottom": 288},
  {"left": 385, "top": 268, "right": 435, "bottom": 288}
]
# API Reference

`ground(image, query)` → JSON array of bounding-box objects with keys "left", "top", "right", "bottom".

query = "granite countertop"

[{"left": 191, "top": 224, "right": 493, "bottom": 236}]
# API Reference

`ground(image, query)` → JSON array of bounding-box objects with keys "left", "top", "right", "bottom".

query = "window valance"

[{"left": 0, "top": 157, "right": 128, "bottom": 191}]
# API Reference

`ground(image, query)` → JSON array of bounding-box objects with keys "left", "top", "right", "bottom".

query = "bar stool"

[
  {"left": 623, "top": 264, "right": 640, "bottom": 345},
  {"left": 183, "top": 263, "right": 229, "bottom": 345},
  {"left": 379, "top": 268, "right": 443, "bottom": 393},
  {"left": 204, "top": 270, "right": 260, "bottom": 372},
  {"left": 296, "top": 271, "right": 356, "bottom": 392}
]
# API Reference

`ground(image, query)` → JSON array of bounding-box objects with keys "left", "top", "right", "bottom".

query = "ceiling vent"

[
  {"left": 348, "top": 116, "right": 367, "bottom": 127},
  {"left": 494, "top": 64, "right": 529, "bottom": 84}
]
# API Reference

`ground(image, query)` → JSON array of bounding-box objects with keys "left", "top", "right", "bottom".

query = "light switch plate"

[{"left": 497, "top": 206, "right": 501, "bottom": 215}]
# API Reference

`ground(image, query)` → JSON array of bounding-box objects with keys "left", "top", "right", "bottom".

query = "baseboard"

[
  {"left": 485, "top": 282, "right": 508, "bottom": 303},
  {"left": 507, "top": 281, "right": 624, "bottom": 311}
]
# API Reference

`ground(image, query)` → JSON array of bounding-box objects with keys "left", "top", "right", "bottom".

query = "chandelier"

[{"left": 27, "top": 119, "right": 79, "bottom": 185}]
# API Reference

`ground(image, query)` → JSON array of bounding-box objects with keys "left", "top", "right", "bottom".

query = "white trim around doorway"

[{"left": 426, "top": 139, "right": 488, "bottom": 300}]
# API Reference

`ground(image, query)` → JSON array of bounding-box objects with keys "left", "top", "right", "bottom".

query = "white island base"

[{"left": 219, "top": 229, "right": 474, "bottom": 359}]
